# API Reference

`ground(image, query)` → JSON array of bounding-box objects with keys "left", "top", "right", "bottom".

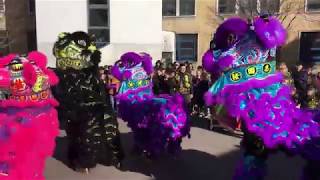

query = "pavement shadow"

[
  {"left": 190, "top": 115, "right": 211, "bottom": 129},
  {"left": 121, "top": 148, "right": 241, "bottom": 180},
  {"left": 190, "top": 115, "right": 243, "bottom": 139},
  {"left": 119, "top": 132, "right": 304, "bottom": 180},
  {"left": 119, "top": 132, "right": 240, "bottom": 180},
  {"left": 52, "top": 131, "right": 304, "bottom": 180}
]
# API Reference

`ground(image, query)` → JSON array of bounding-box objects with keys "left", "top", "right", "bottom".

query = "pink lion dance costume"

[
  {"left": 0, "top": 52, "right": 59, "bottom": 180},
  {"left": 112, "top": 52, "right": 190, "bottom": 158},
  {"left": 203, "top": 15, "right": 320, "bottom": 179}
]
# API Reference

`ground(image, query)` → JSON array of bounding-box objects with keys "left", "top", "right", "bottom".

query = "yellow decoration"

[
  {"left": 33, "top": 75, "right": 45, "bottom": 93},
  {"left": 246, "top": 66, "right": 257, "bottom": 76},
  {"left": 263, "top": 64, "right": 271, "bottom": 73},
  {"left": 128, "top": 81, "right": 134, "bottom": 88},
  {"left": 88, "top": 44, "right": 97, "bottom": 52},
  {"left": 137, "top": 80, "right": 143, "bottom": 86},
  {"left": 230, "top": 71, "right": 242, "bottom": 82},
  {"left": 58, "top": 32, "right": 66, "bottom": 38}
]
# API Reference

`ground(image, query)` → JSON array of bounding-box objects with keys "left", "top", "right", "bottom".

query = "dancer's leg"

[
  {"left": 66, "top": 108, "right": 98, "bottom": 170},
  {"left": 97, "top": 104, "right": 124, "bottom": 167},
  {"left": 233, "top": 132, "right": 269, "bottom": 180}
]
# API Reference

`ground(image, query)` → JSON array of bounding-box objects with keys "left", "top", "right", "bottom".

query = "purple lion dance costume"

[
  {"left": 111, "top": 52, "right": 190, "bottom": 157},
  {"left": 203, "top": 16, "right": 320, "bottom": 179}
]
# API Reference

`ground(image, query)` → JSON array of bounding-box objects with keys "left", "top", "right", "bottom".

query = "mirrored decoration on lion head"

[{"left": 53, "top": 31, "right": 101, "bottom": 70}]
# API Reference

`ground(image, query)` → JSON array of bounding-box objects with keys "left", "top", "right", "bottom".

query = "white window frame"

[
  {"left": 216, "top": 0, "right": 280, "bottom": 15},
  {"left": 305, "top": 0, "right": 320, "bottom": 13},
  {"left": 88, "top": 0, "right": 110, "bottom": 48},
  {"left": 163, "top": 0, "right": 196, "bottom": 17}
]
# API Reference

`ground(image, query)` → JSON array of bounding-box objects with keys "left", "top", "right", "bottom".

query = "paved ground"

[{"left": 45, "top": 118, "right": 305, "bottom": 180}]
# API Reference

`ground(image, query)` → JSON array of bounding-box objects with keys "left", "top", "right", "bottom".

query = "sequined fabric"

[
  {"left": 53, "top": 67, "right": 124, "bottom": 169},
  {"left": 52, "top": 31, "right": 124, "bottom": 169}
]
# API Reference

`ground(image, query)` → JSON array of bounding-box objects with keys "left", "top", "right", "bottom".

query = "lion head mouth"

[{"left": 9, "top": 58, "right": 23, "bottom": 71}]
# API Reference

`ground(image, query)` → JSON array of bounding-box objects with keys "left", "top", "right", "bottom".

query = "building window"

[
  {"left": 299, "top": 32, "right": 320, "bottom": 63},
  {"left": 88, "top": 0, "right": 109, "bottom": 48},
  {"left": 176, "top": 34, "right": 198, "bottom": 62},
  {"left": 217, "top": 0, "right": 280, "bottom": 15},
  {"left": 218, "top": 0, "right": 236, "bottom": 14},
  {"left": 163, "top": 0, "right": 176, "bottom": 16},
  {"left": 260, "top": 0, "right": 280, "bottom": 14},
  {"left": 162, "top": 0, "right": 195, "bottom": 16},
  {"left": 180, "top": 0, "right": 195, "bottom": 16},
  {"left": 238, "top": 0, "right": 257, "bottom": 16},
  {"left": 306, "top": 0, "right": 320, "bottom": 12}
]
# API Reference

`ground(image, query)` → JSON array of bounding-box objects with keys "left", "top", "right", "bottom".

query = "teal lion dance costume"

[
  {"left": 203, "top": 16, "right": 320, "bottom": 179},
  {"left": 52, "top": 31, "right": 124, "bottom": 171},
  {"left": 111, "top": 52, "right": 190, "bottom": 158},
  {"left": 0, "top": 52, "right": 59, "bottom": 179}
]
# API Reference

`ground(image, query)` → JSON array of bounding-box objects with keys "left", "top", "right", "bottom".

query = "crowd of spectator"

[
  {"left": 152, "top": 60, "right": 211, "bottom": 118},
  {"left": 97, "top": 60, "right": 320, "bottom": 134},
  {"left": 278, "top": 62, "right": 320, "bottom": 109},
  {"left": 98, "top": 60, "right": 213, "bottom": 119}
]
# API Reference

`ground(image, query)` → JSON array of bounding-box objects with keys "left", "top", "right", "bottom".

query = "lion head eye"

[
  {"left": 59, "top": 39, "right": 68, "bottom": 46},
  {"left": 77, "top": 40, "right": 87, "bottom": 47}
]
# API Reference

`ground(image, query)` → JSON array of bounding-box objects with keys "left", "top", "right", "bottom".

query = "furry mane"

[
  {"left": 0, "top": 54, "right": 16, "bottom": 67},
  {"left": 28, "top": 51, "right": 48, "bottom": 70},
  {"left": 140, "top": 53, "right": 153, "bottom": 75},
  {"left": 214, "top": 17, "right": 249, "bottom": 50},
  {"left": 120, "top": 52, "right": 142, "bottom": 64},
  {"left": 253, "top": 16, "right": 286, "bottom": 48}
]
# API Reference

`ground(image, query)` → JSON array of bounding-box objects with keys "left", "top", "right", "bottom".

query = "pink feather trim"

[
  {"left": 0, "top": 98, "right": 59, "bottom": 108},
  {"left": 22, "top": 62, "right": 37, "bottom": 86},
  {"left": 22, "top": 63, "right": 37, "bottom": 86},
  {"left": 27, "top": 51, "right": 47, "bottom": 70},
  {"left": 0, "top": 54, "right": 16, "bottom": 67},
  {"left": 0, "top": 69, "right": 11, "bottom": 88},
  {"left": 44, "top": 69, "right": 59, "bottom": 85}
]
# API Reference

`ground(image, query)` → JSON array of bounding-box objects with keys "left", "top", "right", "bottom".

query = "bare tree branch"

[
  {"left": 209, "top": 0, "right": 303, "bottom": 29},
  {"left": 286, "top": 15, "right": 297, "bottom": 29}
]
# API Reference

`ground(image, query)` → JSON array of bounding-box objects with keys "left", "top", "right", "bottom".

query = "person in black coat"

[
  {"left": 193, "top": 72, "right": 210, "bottom": 116},
  {"left": 293, "top": 63, "right": 308, "bottom": 108},
  {"left": 162, "top": 69, "right": 178, "bottom": 95},
  {"left": 152, "top": 68, "right": 165, "bottom": 95}
]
